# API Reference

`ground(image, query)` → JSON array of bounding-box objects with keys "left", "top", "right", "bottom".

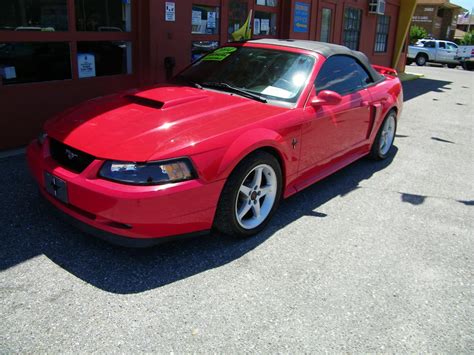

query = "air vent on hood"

[{"left": 124, "top": 95, "right": 164, "bottom": 109}]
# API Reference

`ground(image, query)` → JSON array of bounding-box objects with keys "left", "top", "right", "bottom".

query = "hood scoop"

[
  {"left": 125, "top": 95, "right": 164, "bottom": 109},
  {"left": 125, "top": 91, "right": 208, "bottom": 110}
]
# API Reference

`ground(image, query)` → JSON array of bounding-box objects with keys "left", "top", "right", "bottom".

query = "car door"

[
  {"left": 298, "top": 55, "right": 373, "bottom": 172},
  {"left": 437, "top": 41, "right": 449, "bottom": 61},
  {"left": 445, "top": 42, "right": 459, "bottom": 62}
]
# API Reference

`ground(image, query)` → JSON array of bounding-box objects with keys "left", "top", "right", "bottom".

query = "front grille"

[{"left": 49, "top": 139, "right": 95, "bottom": 173}]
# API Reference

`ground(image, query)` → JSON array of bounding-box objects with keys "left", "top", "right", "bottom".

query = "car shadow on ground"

[
  {"left": 402, "top": 77, "right": 452, "bottom": 102},
  {"left": 0, "top": 148, "right": 397, "bottom": 294}
]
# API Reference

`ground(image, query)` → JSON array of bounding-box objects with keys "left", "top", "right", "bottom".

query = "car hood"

[{"left": 45, "top": 85, "right": 287, "bottom": 161}]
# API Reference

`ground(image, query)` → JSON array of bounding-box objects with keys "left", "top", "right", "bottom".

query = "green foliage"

[
  {"left": 460, "top": 31, "right": 474, "bottom": 45},
  {"left": 410, "top": 25, "right": 428, "bottom": 44}
]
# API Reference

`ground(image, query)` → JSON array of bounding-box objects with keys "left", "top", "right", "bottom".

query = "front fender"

[{"left": 215, "top": 128, "right": 288, "bottom": 180}]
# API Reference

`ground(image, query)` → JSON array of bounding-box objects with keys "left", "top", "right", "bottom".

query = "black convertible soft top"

[{"left": 249, "top": 38, "right": 384, "bottom": 82}]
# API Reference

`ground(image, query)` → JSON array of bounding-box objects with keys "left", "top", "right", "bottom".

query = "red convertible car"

[{"left": 27, "top": 39, "right": 403, "bottom": 247}]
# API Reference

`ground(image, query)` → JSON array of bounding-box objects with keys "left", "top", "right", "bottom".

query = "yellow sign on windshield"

[{"left": 202, "top": 47, "right": 237, "bottom": 61}]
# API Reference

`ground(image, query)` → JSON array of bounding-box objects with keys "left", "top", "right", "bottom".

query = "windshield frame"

[{"left": 174, "top": 43, "right": 318, "bottom": 108}]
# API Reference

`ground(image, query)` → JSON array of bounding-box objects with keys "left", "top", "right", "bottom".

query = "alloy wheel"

[{"left": 235, "top": 164, "right": 277, "bottom": 230}]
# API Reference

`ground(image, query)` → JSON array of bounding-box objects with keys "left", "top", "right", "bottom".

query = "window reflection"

[
  {"left": 192, "top": 5, "right": 219, "bottom": 35},
  {"left": 0, "top": 42, "right": 71, "bottom": 84},
  {"left": 0, "top": 0, "right": 68, "bottom": 31},
  {"left": 75, "top": 0, "right": 132, "bottom": 32},
  {"left": 254, "top": 11, "right": 276, "bottom": 35}
]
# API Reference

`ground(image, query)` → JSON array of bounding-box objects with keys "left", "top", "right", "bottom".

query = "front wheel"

[
  {"left": 214, "top": 151, "right": 282, "bottom": 238},
  {"left": 370, "top": 111, "right": 397, "bottom": 160},
  {"left": 447, "top": 63, "right": 457, "bottom": 69}
]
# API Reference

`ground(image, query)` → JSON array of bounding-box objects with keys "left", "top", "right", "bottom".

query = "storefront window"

[
  {"left": 75, "top": 0, "right": 132, "bottom": 32},
  {"left": 228, "top": 0, "right": 248, "bottom": 40},
  {"left": 191, "top": 41, "right": 219, "bottom": 62},
  {"left": 256, "top": 0, "right": 278, "bottom": 7},
  {"left": 192, "top": 5, "right": 219, "bottom": 35},
  {"left": 0, "top": 0, "right": 68, "bottom": 31},
  {"left": 320, "top": 8, "right": 332, "bottom": 43},
  {"left": 343, "top": 8, "right": 362, "bottom": 50},
  {"left": 0, "top": 42, "right": 71, "bottom": 85},
  {"left": 254, "top": 11, "right": 276, "bottom": 36},
  {"left": 77, "top": 41, "right": 132, "bottom": 78}
]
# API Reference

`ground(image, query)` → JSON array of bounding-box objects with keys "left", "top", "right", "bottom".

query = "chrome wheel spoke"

[
  {"left": 251, "top": 201, "right": 261, "bottom": 218},
  {"left": 238, "top": 202, "right": 252, "bottom": 219},
  {"left": 260, "top": 186, "right": 272, "bottom": 197},
  {"left": 251, "top": 167, "right": 263, "bottom": 189},
  {"left": 239, "top": 184, "right": 252, "bottom": 196}
]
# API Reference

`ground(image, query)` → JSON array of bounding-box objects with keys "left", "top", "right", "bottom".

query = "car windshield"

[{"left": 176, "top": 46, "right": 315, "bottom": 104}]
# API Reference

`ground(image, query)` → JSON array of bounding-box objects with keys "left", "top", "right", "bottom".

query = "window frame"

[{"left": 0, "top": 0, "right": 137, "bottom": 87}]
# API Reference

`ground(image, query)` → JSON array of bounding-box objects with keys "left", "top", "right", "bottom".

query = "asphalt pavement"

[{"left": 1, "top": 65, "right": 473, "bottom": 352}]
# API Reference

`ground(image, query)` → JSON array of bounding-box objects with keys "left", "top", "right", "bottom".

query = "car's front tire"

[
  {"left": 370, "top": 111, "right": 397, "bottom": 160},
  {"left": 214, "top": 151, "right": 282, "bottom": 238}
]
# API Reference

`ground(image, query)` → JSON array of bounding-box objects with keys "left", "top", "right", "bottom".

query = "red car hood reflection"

[{"left": 46, "top": 85, "right": 287, "bottom": 162}]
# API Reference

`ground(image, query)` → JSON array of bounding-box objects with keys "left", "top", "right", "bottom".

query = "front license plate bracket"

[{"left": 44, "top": 171, "right": 69, "bottom": 204}]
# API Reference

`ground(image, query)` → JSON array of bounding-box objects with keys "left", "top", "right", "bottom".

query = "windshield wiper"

[
  {"left": 201, "top": 82, "right": 267, "bottom": 103},
  {"left": 173, "top": 75, "right": 203, "bottom": 89}
]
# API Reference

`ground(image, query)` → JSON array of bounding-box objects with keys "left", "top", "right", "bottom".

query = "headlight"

[{"left": 99, "top": 159, "right": 196, "bottom": 185}]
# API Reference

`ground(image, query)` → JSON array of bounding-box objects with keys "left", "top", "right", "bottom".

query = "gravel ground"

[{"left": 1, "top": 65, "right": 473, "bottom": 353}]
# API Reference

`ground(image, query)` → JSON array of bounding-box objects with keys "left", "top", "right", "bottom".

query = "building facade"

[
  {"left": 411, "top": 0, "right": 464, "bottom": 40},
  {"left": 0, "top": 0, "right": 409, "bottom": 150}
]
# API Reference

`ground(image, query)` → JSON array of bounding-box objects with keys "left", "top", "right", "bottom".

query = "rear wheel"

[
  {"left": 370, "top": 111, "right": 397, "bottom": 160},
  {"left": 214, "top": 151, "right": 282, "bottom": 238},
  {"left": 415, "top": 54, "right": 427, "bottom": 66}
]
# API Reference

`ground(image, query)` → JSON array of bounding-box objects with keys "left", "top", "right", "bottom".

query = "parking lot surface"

[{"left": 1, "top": 65, "right": 472, "bottom": 352}]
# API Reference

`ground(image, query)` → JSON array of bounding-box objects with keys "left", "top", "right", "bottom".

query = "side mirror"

[{"left": 310, "top": 90, "right": 342, "bottom": 107}]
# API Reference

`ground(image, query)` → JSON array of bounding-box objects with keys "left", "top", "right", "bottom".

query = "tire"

[
  {"left": 462, "top": 61, "right": 474, "bottom": 71},
  {"left": 415, "top": 54, "right": 427, "bottom": 66},
  {"left": 214, "top": 151, "right": 282, "bottom": 238},
  {"left": 370, "top": 111, "right": 397, "bottom": 160},
  {"left": 447, "top": 63, "right": 457, "bottom": 69}
]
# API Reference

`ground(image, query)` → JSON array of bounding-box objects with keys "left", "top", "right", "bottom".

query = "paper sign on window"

[{"left": 77, "top": 53, "right": 96, "bottom": 78}]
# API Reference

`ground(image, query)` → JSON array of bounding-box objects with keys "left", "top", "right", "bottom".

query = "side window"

[
  {"left": 315, "top": 55, "right": 372, "bottom": 96},
  {"left": 447, "top": 42, "right": 458, "bottom": 50},
  {"left": 438, "top": 42, "right": 446, "bottom": 49},
  {"left": 424, "top": 41, "right": 435, "bottom": 48}
]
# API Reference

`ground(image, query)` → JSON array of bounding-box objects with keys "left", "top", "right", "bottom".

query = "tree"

[
  {"left": 460, "top": 31, "right": 474, "bottom": 45},
  {"left": 410, "top": 25, "right": 428, "bottom": 44}
]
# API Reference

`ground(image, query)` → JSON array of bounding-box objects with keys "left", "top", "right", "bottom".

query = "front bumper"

[{"left": 27, "top": 139, "right": 225, "bottom": 245}]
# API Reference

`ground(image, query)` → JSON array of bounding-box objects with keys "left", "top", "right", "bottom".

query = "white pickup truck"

[{"left": 407, "top": 40, "right": 459, "bottom": 68}]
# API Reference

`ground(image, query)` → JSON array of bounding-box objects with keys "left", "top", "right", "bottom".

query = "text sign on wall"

[
  {"left": 165, "top": 2, "right": 175, "bottom": 22},
  {"left": 293, "top": 2, "right": 310, "bottom": 33},
  {"left": 77, "top": 53, "right": 96, "bottom": 78}
]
